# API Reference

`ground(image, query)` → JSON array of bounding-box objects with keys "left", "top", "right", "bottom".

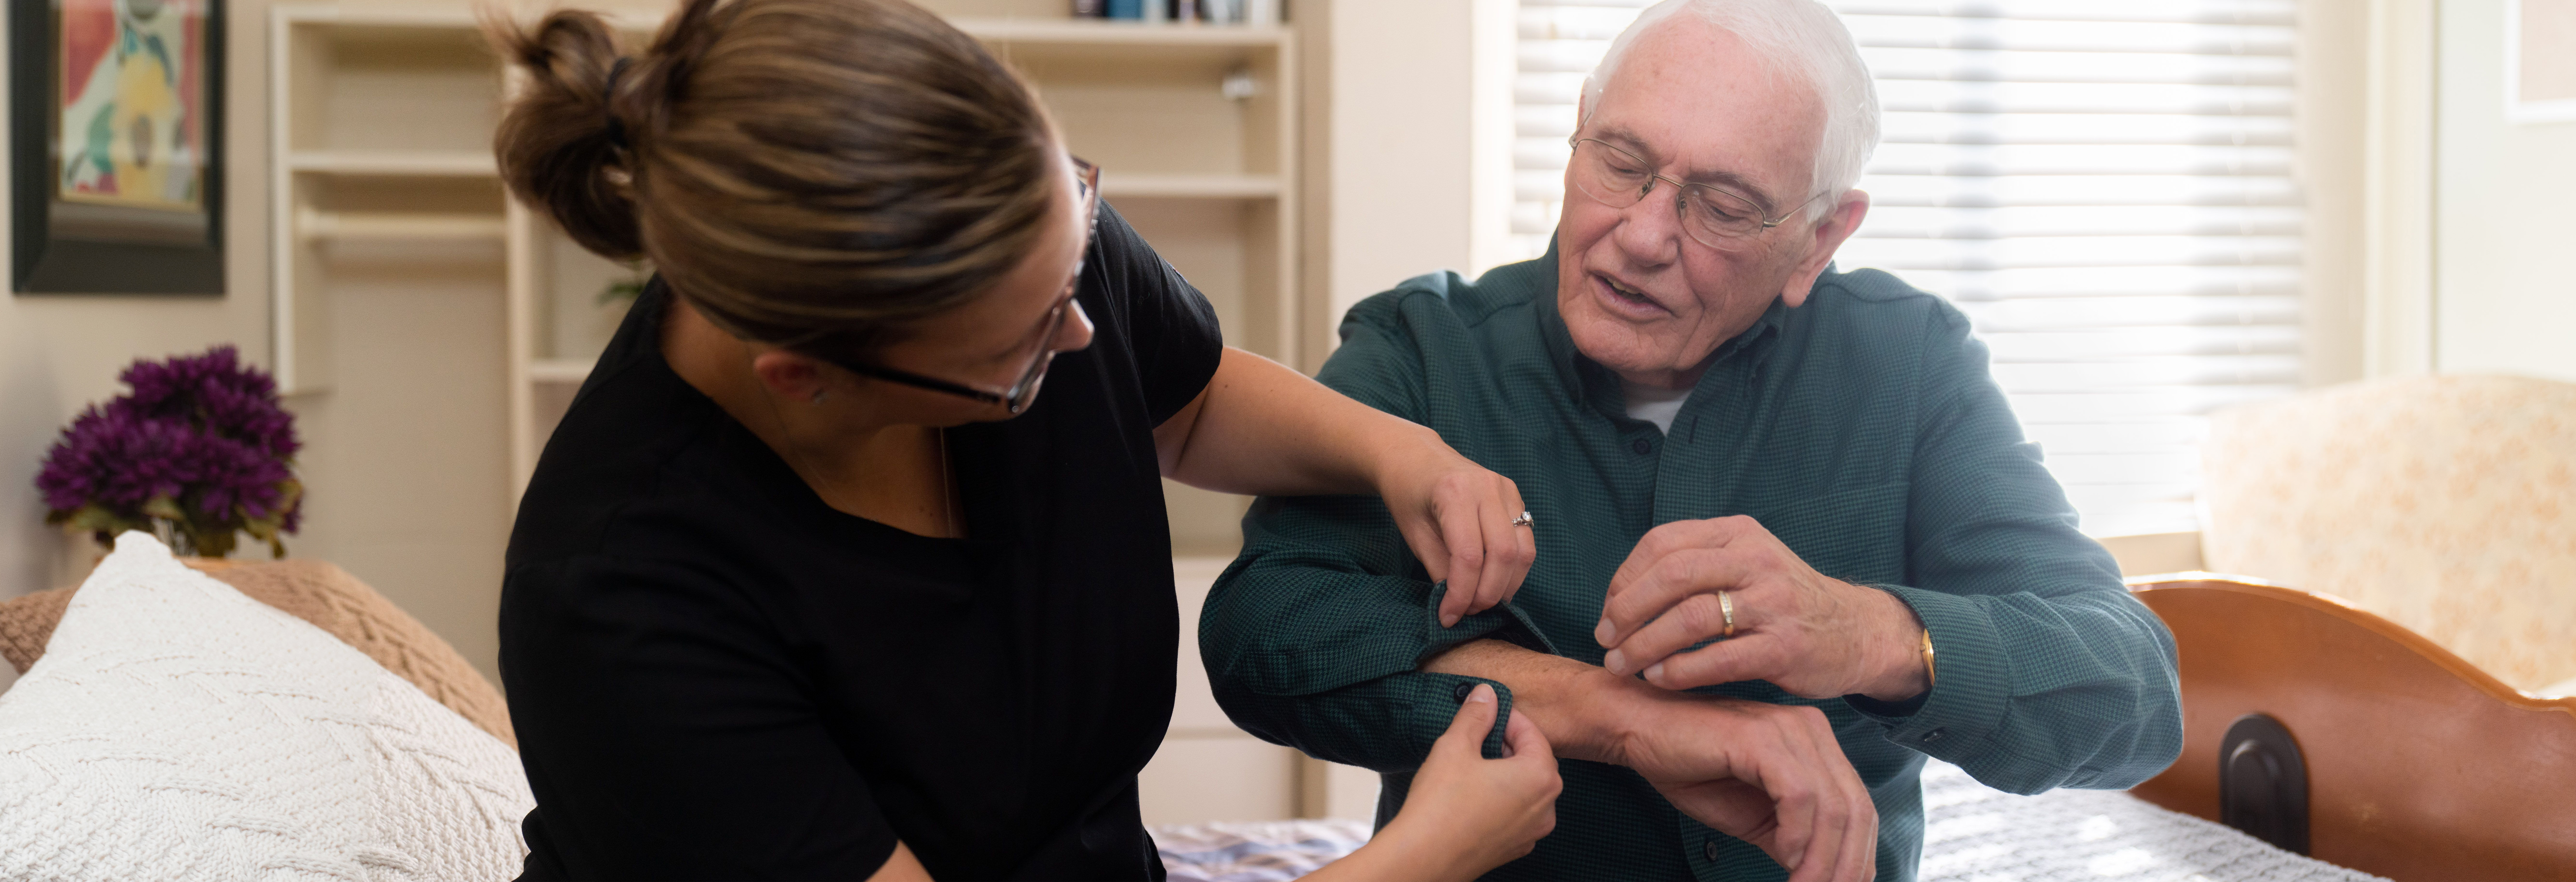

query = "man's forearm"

[{"left": 1421, "top": 639, "right": 1664, "bottom": 766}]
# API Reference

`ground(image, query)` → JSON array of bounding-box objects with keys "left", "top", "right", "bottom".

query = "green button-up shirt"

[{"left": 1200, "top": 247, "right": 2183, "bottom": 882}]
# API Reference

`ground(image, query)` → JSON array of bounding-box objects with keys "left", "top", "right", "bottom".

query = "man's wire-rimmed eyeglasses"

[{"left": 1566, "top": 137, "right": 1828, "bottom": 251}]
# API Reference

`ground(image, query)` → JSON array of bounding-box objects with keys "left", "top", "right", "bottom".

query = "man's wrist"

[
  {"left": 1421, "top": 640, "right": 1632, "bottom": 765},
  {"left": 1855, "top": 586, "right": 1931, "bottom": 702}
]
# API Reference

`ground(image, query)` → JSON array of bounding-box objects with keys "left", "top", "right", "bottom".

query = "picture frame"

[
  {"left": 2508, "top": 0, "right": 2576, "bottom": 124},
  {"left": 10, "top": 0, "right": 226, "bottom": 295}
]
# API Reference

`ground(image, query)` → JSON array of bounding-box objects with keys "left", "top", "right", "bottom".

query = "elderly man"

[{"left": 1201, "top": 1, "right": 2183, "bottom": 880}]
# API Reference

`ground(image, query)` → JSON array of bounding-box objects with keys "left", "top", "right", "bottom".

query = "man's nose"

[{"left": 1610, "top": 187, "right": 1685, "bottom": 268}]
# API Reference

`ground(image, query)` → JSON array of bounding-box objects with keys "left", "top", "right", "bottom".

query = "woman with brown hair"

[{"left": 490, "top": 0, "right": 1558, "bottom": 879}]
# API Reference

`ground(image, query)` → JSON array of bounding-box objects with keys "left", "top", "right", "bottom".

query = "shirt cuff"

[
  {"left": 1413, "top": 583, "right": 1553, "bottom": 758},
  {"left": 1394, "top": 672, "right": 1521, "bottom": 760},
  {"left": 1417, "top": 581, "right": 1559, "bottom": 663},
  {"left": 1845, "top": 585, "right": 2009, "bottom": 763}
]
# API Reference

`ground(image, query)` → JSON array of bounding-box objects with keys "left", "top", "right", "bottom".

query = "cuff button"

[
  {"left": 1922, "top": 727, "right": 1947, "bottom": 744},
  {"left": 1704, "top": 839, "right": 1721, "bottom": 861},
  {"left": 1453, "top": 681, "right": 1476, "bottom": 702}
]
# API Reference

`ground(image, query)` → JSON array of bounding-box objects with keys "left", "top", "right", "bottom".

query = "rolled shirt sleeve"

[{"left": 1201, "top": 319, "right": 1555, "bottom": 768}]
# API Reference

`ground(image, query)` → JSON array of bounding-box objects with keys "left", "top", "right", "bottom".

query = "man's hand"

[
  {"left": 1374, "top": 434, "right": 1535, "bottom": 627},
  {"left": 1592, "top": 515, "right": 1928, "bottom": 701},
  {"left": 1422, "top": 641, "right": 1878, "bottom": 881},
  {"left": 1616, "top": 695, "right": 1879, "bottom": 882}
]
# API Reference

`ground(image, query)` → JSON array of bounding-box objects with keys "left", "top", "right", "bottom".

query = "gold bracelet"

[{"left": 1919, "top": 627, "right": 1937, "bottom": 687}]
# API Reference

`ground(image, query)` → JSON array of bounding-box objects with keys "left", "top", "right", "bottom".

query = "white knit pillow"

[{"left": 0, "top": 532, "right": 534, "bottom": 881}]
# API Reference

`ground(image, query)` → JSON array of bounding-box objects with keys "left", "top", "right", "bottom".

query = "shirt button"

[
  {"left": 1923, "top": 727, "right": 1947, "bottom": 744},
  {"left": 1631, "top": 438, "right": 1652, "bottom": 454},
  {"left": 1704, "top": 839, "right": 1720, "bottom": 861},
  {"left": 1453, "top": 681, "right": 1476, "bottom": 702}
]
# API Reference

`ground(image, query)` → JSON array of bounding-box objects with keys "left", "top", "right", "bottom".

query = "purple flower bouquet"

[{"left": 36, "top": 346, "right": 303, "bottom": 558}]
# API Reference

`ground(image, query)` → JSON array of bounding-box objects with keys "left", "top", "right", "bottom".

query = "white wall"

[
  {"left": 1302, "top": 0, "right": 1493, "bottom": 366},
  {"left": 2434, "top": 0, "right": 2576, "bottom": 381},
  {"left": 0, "top": 3, "right": 277, "bottom": 597},
  {"left": 2, "top": 1, "right": 515, "bottom": 687}
]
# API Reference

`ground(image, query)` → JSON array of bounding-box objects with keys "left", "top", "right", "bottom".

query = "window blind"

[{"left": 1511, "top": 0, "right": 2303, "bottom": 537}]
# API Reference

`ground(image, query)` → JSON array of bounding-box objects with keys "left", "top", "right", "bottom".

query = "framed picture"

[
  {"left": 2509, "top": 0, "right": 2576, "bottom": 124},
  {"left": 10, "top": 0, "right": 225, "bottom": 294}
]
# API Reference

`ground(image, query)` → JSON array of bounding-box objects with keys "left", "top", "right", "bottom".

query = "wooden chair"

[{"left": 2128, "top": 576, "right": 2576, "bottom": 881}]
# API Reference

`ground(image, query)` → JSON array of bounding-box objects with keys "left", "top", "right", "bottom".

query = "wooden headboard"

[{"left": 2127, "top": 576, "right": 2576, "bottom": 881}]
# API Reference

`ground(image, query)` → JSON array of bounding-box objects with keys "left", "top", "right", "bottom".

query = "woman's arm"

[{"left": 1154, "top": 347, "right": 1535, "bottom": 623}]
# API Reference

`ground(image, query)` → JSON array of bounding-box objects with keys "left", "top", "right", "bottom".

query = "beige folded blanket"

[{"left": 0, "top": 559, "right": 514, "bottom": 749}]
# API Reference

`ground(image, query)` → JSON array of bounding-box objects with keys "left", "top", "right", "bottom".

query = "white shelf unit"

[
  {"left": 271, "top": 2, "right": 1301, "bottom": 554},
  {"left": 269, "top": 7, "right": 514, "bottom": 396}
]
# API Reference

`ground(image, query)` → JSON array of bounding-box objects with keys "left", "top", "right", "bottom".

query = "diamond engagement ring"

[{"left": 1510, "top": 511, "right": 1534, "bottom": 528}]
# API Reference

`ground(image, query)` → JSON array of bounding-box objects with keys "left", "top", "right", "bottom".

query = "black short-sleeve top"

[{"left": 500, "top": 202, "right": 1222, "bottom": 881}]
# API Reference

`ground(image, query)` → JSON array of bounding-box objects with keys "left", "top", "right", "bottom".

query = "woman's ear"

[{"left": 750, "top": 350, "right": 832, "bottom": 404}]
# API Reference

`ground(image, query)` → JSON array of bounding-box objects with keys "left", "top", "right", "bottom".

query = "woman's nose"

[{"left": 1054, "top": 299, "right": 1096, "bottom": 353}]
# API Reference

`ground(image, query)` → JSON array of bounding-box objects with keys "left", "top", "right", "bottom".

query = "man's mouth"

[{"left": 1592, "top": 272, "right": 1669, "bottom": 318}]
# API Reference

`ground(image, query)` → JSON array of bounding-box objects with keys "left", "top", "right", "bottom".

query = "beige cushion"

[
  {"left": 0, "top": 558, "right": 513, "bottom": 748},
  {"left": 2200, "top": 374, "right": 2576, "bottom": 692}
]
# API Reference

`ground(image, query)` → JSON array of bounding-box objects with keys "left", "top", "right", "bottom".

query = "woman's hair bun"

[
  {"left": 488, "top": 7, "right": 646, "bottom": 259},
  {"left": 488, "top": 0, "right": 1062, "bottom": 360}
]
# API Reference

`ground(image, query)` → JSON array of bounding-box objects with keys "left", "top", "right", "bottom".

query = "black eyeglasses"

[{"left": 831, "top": 157, "right": 1100, "bottom": 415}]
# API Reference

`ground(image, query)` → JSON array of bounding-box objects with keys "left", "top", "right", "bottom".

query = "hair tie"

[{"left": 603, "top": 57, "right": 635, "bottom": 150}]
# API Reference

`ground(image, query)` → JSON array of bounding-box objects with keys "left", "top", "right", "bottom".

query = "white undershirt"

[{"left": 1622, "top": 380, "right": 1691, "bottom": 435}]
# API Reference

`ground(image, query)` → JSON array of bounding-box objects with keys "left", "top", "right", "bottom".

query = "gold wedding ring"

[
  {"left": 1719, "top": 590, "right": 1736, "bottom": 638},
  {"left": 1510, "top": 511, "right": 1533, "bottom": 528}
]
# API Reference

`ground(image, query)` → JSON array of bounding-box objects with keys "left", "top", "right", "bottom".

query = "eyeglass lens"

[{"left": 1570, "top": 140, "right": 1769, "bottom": 248}]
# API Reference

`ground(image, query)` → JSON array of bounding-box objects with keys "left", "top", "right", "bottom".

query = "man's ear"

[
  {"left": 1779, "top": 190, "right": 1871, "bottom": 308},
  {"left": 750, "top": 349, "right": 831, "bottom": 404}
]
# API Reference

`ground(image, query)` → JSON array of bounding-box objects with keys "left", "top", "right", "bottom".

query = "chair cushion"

[
  {"left": 2200, "top": 374, "right": 2576, "bottom": 692},
  {"left": 0, "top": 558, "right": 514, "bottom": 748},
  {"left": 0, "top": 532, "right": 533, "bottom": 881}
]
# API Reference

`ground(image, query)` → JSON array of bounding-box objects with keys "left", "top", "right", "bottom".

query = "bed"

[{"left": 1158, "top": 576, "right": 2576, "bottom": 882}]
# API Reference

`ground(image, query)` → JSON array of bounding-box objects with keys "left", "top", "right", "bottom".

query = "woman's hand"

[
  {"left": 1147, "top": 350, "right": 1533, "bottom": 624},
  {"left": 1311, "top": 684, "right": 1560, "bottom": 882},
  {"left": 1376, "top": 435, "right": 1536, "bottom": 627}
]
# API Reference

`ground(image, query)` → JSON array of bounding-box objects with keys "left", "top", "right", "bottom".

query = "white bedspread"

[{"left": 1154, "top": 760, "right": 2389, "bottom": 882}]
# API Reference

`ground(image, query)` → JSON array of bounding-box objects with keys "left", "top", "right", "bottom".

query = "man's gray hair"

[{"left": 1582, "top": 0, "right": 1881, "bottom": 218}]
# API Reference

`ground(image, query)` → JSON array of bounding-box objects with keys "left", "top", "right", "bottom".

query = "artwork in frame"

[
  {"left": 2510, "top": 0, "right": 2576, "bottom": 124},
  {"left": 10, "top": 0, "right": 226, "bottom": 294}
]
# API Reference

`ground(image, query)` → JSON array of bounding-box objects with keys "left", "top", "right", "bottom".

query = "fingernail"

[
  {"left": 1645, "top": 662, "right": 1665, "bottom": 682},
  {"left": 1467, "top": 684, "right": 1494, "bottom": 704},
  {"left": 1441, "top": 613, "right": 1459, "bottom": 628},
  {"left": 1593, "top": 619, "right": 1615, "bottom": 647},
  {"left": 1603, "top": 648, "right": 1626, "bottom": 674}
]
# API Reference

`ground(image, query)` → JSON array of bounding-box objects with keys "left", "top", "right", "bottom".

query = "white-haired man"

[{"left": 1202, "top": 2, "right": 2183, "bottom": 880}]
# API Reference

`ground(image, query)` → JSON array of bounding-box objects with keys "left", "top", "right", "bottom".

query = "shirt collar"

[{"left": 1529, "top": 237, "right": 1790, "bottom": 411}]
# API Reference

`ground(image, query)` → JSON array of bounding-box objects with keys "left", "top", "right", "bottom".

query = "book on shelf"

[{"left": 1085, "top": 0, "right": 1277, "bottom": 24}]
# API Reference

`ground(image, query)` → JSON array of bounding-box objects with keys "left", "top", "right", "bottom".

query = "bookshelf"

[{"left": 269, "top": 2, "right": 1298, "bottom": 559}]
